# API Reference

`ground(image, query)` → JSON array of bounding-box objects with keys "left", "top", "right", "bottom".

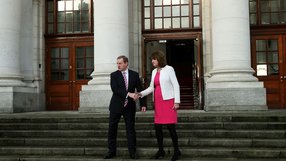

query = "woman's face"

[{"left": 152, "top": 59, "right": 159, "bottom": 67}]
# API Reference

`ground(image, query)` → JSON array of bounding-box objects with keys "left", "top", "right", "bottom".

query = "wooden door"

[
  {"left": 251, "top": 35, "right": 285, "bottom": 109},
  {"left": 46, "top": 42, "right": 94, "bottom": 110}
]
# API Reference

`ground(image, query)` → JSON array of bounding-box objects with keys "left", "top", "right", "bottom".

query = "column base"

[
  {"left": 0, "top": 87, "right": 44, "bottom": 113},
  {"left": 79, "top": 84, "right": 112, "bottom": 113},
  {"left": 205, "top": 82, "right": 267, "bottom": 111}
]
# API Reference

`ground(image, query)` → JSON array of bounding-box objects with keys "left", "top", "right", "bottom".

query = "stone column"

[
  {"left": 0, "top": 0, "right": 25, "bottom": 86},
  {"left": 205, "top": 0, "right": 267, "bottom": 111},
  {"left": 79, "top": 0, "right": 129, "bottom": 112}
]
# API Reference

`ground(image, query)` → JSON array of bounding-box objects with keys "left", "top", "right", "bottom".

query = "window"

[
  {"left": 46, "top": 0, "right": 93, "bottom": 34},
  {"left": 51, "top": 48, "right": 69, "bottom": 80},
  {"left": 143, "top": 0, "right": 201, "bottom": 30},
  {"left": 250, "top": 0, "right": 286, "bottom": 25},
  {"left": 255, "top": 40, "right": 279, "bottom": 76},
  {"left": 76, "top": 46, "right": 94, "bottom": 80}
]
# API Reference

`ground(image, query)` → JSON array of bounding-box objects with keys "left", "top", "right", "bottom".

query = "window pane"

[
  {"left": 193, "top": 0, "right": 199, "bottom": 4},
  {"left": 155, "top": 7, "right": 163, "bottom": 17},
  {"left": 181, "top": 0, "right": 189, "bottom": 4},
  {"left": 57, "top": 23, "right": 64, "bottom": 33},
  {"left": 48, "top": 13, "right": 54, "bottom": 22},
  {"left": 48, "top": 24, "right": 54, "bottom": 33},
  {"left": 267, "top": 40, "right": 278, "bottom": 50},
  {"left": 82, "top": 11, "right": 89, "bottom": 22},
  {"left": 51, "top": 48, "right": 59, "bottom": 58},
  {"left": 61, "top": 70, "right": 69, "bottom": 80},
  {"left": 77, "top": 58, "right": 84, "bottom": 68},
  {"left": 268, "top": 64, "right": 279, "bottom": 75},
  {"left": 270, "top": 0, "right": 279, "bottom": 11},
  {"left": 283, "top": 12, "right": 286, "bottom": 23},
  {"left": 74, "top": 22, "right": 81, "bottom": 32},
  {"left": 86, "top": 69, "right": 93, "bottom": 79},
  {"left": 193, "top": 4, "right": 200, "bottom": 15},
  {"left": 155, "top": 18, "right": 163, "bottom": 29},
  {"left": 181, "top": 5, "right": 189, "bottom": 16},
  {"left": 172, "top": 0, "right": 180, "bottom": 5},
  {"left": 261, "top": 1, "right": 269, "bottom": 12},
  {"left": 155, "top": 0, "right": 162, "bottom": 6},
  {"left": 58, "top": 11, "right": 65, "bottom": 22},
  {"left": 74, "top": 0, "right": 81, "bottom": 10},
  {"left": 82, "top": 22, "right": 89, "bottom": 32},
  {"left": 144, "top": 0, "right": 150, "bottom": 6},
  {"left": 271, "top": 13, "right": 279, "bottom": 24},
  {"left": 181, "top": 17, "right": 189, "bottom": 28},
  {"left": 76, "top": 48, "right": 84, "bottom": 58},
  {"left": 77, "top": 70, "right": 85, "bottom": 79},
  {"left": 61, "top": 48, "right": 69, "bottom": 58},
  {"left": 250, "top": 14, "right": 257, "bottom": 25},
  {"left": 194, "top": 16, "right": 200, "bottom": 27},
  {"left": 249, "top": 1, "right": 256, "bottom": 12},
  {"left": 86, "top": 58, "right": 94, "bottom": 68},
  {"left": 164, "top": 6, "right": 171, "bottom": 17},
  {"left": 66, "top": 0, "right": 73, "bottom": 10},
  {"left": 164, "top": 18, "right": 171, "bottom": 28},
  {"left": 66, "top": 23, "right": 73, "bottom": 33},
  {"left": 145, "top": 19, "right": 151, "bottom": 29},
  {"left": 172, "top": 6, "right": 180, "bottom": 16},
  {"left": 82, "top": 0, "right": 90, "bottom": 10},
  {"left": 268, "top": 52, "right": 278, "bottom": 63},
  {"left": 58, "top": 0, "right": 65, "bottom": 11},
  {"left": 172, "top": 18, "right": 180, "bottom": 28},
  {"left": 51, "top": 59, "right": 59, "bottom": 70},
  {"left": 48, "top": 1, "right": 54, "bottom": 11},
  {"left": 163, "top": 0, "right": 171, "bottom": 5},
  {"left": 145, "top": 7, "right": 150, "bottom": 18},
  {"left": 86, "top": 47, "right": 94, "bottom": 57},
  {"left": 256, "top": 40, "right": 266, "bottom": 51},
  {"left": 261, "top": 13, "right": 270, "bottom": 24},
  {"left": 66, "top": 12, "right": 73, "bottom": 22},
  {"left": 61, "top": 59, "right": 69, "bottom": 69},
  {"left": 256, "top": 52, "right": 267, "bottom": 63}
]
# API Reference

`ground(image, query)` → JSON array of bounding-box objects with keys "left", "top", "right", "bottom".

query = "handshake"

[{"left": 128, "top": 92, "right": 142, "bottom": 101}]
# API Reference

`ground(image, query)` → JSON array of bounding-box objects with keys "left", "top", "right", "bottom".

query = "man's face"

[{"left": 117, "top": 58, "right": 128, "bottom": 71}]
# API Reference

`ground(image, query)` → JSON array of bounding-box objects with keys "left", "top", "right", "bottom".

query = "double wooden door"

[
  {"left": 46, "top": 41, "right": 94, "bottom": 110},
  {"left": 251, "top": 35, "right": 286, "bottom": 109}
]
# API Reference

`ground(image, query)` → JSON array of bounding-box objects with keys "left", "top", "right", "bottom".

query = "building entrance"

[
  {"left": 45, "top": 40, "right": 94, "bottom": 110},
  {"left": 143, "top": 39, "right": 202, "bottom": 109},
  {"left": 251, "top": 35, "right": 286, "bottom": 109}
]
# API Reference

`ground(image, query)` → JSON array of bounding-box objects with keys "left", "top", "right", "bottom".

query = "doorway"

[
  {"left": 143, "top": 39, "right": 202, "bottom": 109},
  {"left": 251, "top": 35, "right": 286, "bottom": 109},
  {"left": 46, "top": 41, "right": 94, "bottom": 110}
]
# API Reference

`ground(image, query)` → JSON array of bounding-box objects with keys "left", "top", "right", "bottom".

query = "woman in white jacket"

[{"left": 139, "top": 51, "right": 181, "bottom": 161}]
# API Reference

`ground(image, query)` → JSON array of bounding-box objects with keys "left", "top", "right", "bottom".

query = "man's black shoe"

[
  {"left": 130, "top": 153, "right": 137, "bottom": 159},
  {"left": 104, "top": 152, "right": 116, "bottom": 159}
]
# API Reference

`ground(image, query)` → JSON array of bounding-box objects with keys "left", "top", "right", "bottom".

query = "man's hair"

[
  {"left": 117, "top": 55, "right": 129, "bottom": 63},
  {"left": 151, "top": 50, "right": 167, "bottom": 68}
]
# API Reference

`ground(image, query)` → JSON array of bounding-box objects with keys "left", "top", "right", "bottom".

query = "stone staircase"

[{"left": 0, "top": 111, "right": 285, "bottom": 161}]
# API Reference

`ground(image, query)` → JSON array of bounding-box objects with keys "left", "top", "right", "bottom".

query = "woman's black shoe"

[
  {"left": 154, "top": 150, "right": 165, "bottom": 159},
  {"left": 171, "top": 150, "right": 181, "bottom": 161}
]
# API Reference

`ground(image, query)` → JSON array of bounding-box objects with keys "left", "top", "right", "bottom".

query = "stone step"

[
  {"left": 0, "top": 129, "right": 285, "bottom": 139},
  {"left": 1, "top": 138, "right": 286, "bottom": 148},
  {"left": 2, "top": 156, "right": 286, "bottom": 161},
  {"left": 0, "top": 122, "right": 285, "bottom": 130},
  {"left": 0, "top": 147, "right": 285, "bottom": 158}
]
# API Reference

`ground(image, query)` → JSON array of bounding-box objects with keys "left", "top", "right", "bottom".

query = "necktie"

[{"left": 123, "top": 71, "right": 128, "bottom": 107}]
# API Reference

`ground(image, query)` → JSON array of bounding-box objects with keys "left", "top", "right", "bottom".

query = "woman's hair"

[{"left": 151, "top": 50, "right": 167, "bottom": 68}]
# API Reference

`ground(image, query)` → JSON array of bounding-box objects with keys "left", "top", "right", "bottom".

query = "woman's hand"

[{"left": 172, "top": 103, "right": 180, "bottom": 110}]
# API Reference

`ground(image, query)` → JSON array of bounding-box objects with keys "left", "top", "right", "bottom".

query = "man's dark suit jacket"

[{"left": 109, "top": 69, "right": 146, "bottom": 113}]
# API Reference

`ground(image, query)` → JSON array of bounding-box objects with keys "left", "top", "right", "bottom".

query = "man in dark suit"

[{"left": 104, "top": 55, "right": 146, "bottom": 159}]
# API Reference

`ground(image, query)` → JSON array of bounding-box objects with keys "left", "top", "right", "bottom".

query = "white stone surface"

[
  {"left": 0, "top": 0, "right": 25, "bottom": 86},
  {"left": 205, "top": 0, "right": 267, "bottom": 111},
  {"left": 79, "top": 0, "right": 129, "bottom": 112}
]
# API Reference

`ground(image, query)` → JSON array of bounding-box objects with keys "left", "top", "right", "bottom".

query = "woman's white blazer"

[{"left": 140, "top": 65, "right": 180, "bottom": 103}]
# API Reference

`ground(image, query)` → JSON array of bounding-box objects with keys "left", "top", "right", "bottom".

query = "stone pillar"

[
  {"left": 0, "top": 0, "right": 25, "bottom": 86},
  {"left": 205, "top": 0, "right": 267, "bottom": 111},
  {"left": 79, "top": 0, "right": 129, "bottom": 112},
  {"left": 0, "top": 0, "right": 40, "bottom": 113}
]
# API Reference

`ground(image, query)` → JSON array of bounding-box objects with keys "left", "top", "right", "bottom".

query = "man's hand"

[{"left": 128, "top": 92, "right": 140, "bottom": 101}]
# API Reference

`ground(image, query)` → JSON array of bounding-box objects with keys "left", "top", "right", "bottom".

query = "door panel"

[
  {"left": 252, "top": 36, "right": 285, "bottom": 109},
  {"left": 46, "top": 42, "right": 94, "bottom": 110}
]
